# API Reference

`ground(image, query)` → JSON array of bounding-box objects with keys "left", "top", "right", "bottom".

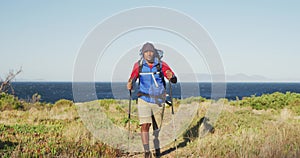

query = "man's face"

[{"left": 143, "top": 51, "right": 154, "bottom": 63}]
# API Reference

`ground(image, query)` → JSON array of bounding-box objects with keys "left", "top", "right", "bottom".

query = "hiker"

[{"left": 127, "top": 42, "right": 177, "bottom": 157}]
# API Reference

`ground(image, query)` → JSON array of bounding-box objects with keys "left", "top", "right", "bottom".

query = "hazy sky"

[{"left": 1, "top": 1, "right": 299, "bottom": 82}]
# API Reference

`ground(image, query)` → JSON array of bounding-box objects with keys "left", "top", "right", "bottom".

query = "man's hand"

[
  {"left": 166, "top": 70, "right": 177, "bottom": 83},
  {"left": 166, "top": 70, "right": 173, "bottom": 80},
  {"left": 127, "top": 79, "right": 133, "bottom": 90}
]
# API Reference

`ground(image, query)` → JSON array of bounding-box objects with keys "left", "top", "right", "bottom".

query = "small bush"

[
  {"left": 54, "top": 99, "right": 74, "bottom": 107},
  {"left": 0, "top": 92, "right": 23, "bottom": 111},
  {"left": 231, "top": 92, "right": 300, "bottom": 113},
  {"left": 31, "top": 93, "right": 41, "bottom": 103}
]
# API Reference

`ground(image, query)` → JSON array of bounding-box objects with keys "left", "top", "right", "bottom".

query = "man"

[{"left": 127, "top": 42, "right": 177, "bottom": 157}]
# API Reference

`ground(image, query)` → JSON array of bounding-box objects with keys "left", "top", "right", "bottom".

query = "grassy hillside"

[{"left": 0, "top": 92, "right": 300, "bottom": 157}]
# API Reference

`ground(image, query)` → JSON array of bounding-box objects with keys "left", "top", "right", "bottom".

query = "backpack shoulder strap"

[
  {"left": 157, "top": 59, "right": 166, "bottom": 88},
  {"left": 138, "top": 58, "right": 143, "bottom": 74},
  {"left": 138, "top": 59, "right": 143, "bottom": 85}
]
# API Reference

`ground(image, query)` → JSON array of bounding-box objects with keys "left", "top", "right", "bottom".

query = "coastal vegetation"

[{"left": 0, "top": 92, "right": 300, "bottom": 157}]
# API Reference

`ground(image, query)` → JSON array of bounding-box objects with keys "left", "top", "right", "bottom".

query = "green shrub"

[
  {"left": 231, "top": 92, "right": 300, "bottom": 113},
  {"left": 217, "top": 98, "right": 229, "bottom": 104},
  {"left": 54, "top": 99, "right": 74, "bottom": 107},
  {"left": 0, "top": 92, "right": 23, "bottom": 111},
  {"left": 286, "top": 92, "right": 300, "bottom": 115}
]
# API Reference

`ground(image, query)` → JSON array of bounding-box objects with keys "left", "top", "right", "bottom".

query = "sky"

[{"left": 0, "top": 0, "right": 300, "bottom": 82}]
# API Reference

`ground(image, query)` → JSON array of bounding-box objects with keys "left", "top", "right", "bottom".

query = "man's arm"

[
  {"left": 162, "top": 61, "right": 177, "bottom": 83},
  {"left": 127, "top": 62, "right": 139, "bottom": 90}
]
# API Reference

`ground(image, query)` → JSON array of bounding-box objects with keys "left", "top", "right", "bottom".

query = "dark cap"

[{"left": 141, "top": 42, "right": 156, "bottom": 53}]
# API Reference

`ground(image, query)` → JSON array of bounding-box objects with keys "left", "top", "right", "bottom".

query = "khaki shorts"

[{"left": 137, "top": 98, "right": 163, "bottom": 126}]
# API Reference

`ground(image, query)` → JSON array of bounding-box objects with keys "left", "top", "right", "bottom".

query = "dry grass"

[
  {"left": 0, "top": 96, "right": 300, "bottom": 157},
  {"left": 176, "top": 103, "right": 300, "bottom": 158}
]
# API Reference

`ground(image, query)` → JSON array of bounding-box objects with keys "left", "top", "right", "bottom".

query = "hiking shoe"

[
  {"left": 144, "top": 151, "right": 152, "bottom": 158},
  {"left": 153, "top": 149, "right": 161, "bottom": 158}
]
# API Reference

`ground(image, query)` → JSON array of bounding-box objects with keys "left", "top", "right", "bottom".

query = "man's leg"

[
  {"left": 152, "top": 115, "right": 161, "bottom": 157},
  {"left": 141, "top": 123, "right": 151, "bottom": 157},
  {"left": 141, "top": 123, "right": 151, "bottom": 150}
]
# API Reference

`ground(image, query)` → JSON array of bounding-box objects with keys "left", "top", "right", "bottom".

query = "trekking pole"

[
  {"left": 169, "top": 81, "right": 177, "bottom": 157},
  {"left": 128, "top": 90, "right": 132, "bottom": 152},
  {"left": 160, "top": 100, "right": 165, "bottom": 130}
]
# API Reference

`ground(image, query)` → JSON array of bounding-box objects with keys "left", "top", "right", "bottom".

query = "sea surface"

[{"left": 9, "top": 82, "right": 300, "bottom": 103}]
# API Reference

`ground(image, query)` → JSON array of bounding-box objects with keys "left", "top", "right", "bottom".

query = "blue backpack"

[{"left": 137, "top": 49, "right": 166, "bottom": 101}]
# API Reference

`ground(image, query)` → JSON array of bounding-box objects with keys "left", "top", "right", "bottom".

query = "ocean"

[{"left": 9, "top": 82, "right": 300, "bottom": 103}]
